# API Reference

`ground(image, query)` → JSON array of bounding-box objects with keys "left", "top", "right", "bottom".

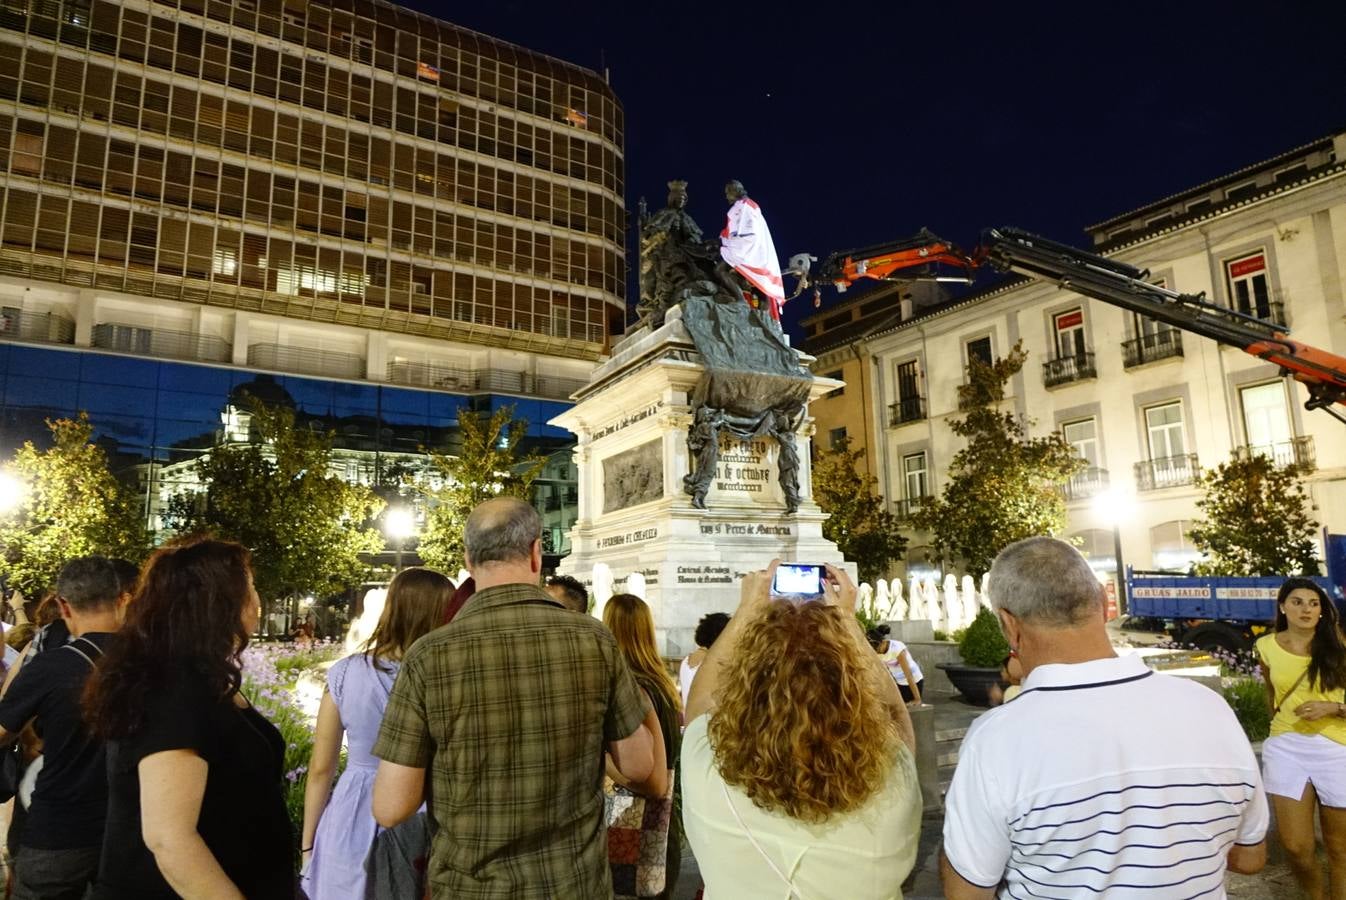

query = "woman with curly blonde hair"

[{"left": 683, "top": 561, "right": 920, "bottom": 899}]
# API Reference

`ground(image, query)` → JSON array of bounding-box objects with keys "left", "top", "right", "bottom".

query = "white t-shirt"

[
  {"left": 944, "top": 653, "right": 1268, "bottom": 898},
  {"left": 682, "top": 715, "right": 920, "bottom": 899},
  {"left": 879, "top": 640, "right": 923, "bottom": 686},
  {"left": 679, "top": 656, "right": 699, "bottom": 712}
]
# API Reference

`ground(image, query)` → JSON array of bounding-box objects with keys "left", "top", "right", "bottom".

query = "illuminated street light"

[
  {"left": 1091, "top": 487, "right": 1134, "bottom": 616},
  {"left": 0, "top": 471, "right": 26, "bottom": 516},
  {"left": 384, "top": 507, "right": 418, "bottom": 573}
]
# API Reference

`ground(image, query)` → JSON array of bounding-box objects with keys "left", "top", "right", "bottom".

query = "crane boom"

[{"left": 794, "top": 226, "right": 1346, "bottom": 422}]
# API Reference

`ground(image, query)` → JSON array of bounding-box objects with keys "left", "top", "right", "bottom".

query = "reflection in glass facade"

[{"left": 0, "top": 342, "right": 580, "bottom": 558}]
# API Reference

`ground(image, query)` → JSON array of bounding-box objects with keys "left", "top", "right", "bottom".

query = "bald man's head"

[{"left": 464, "top": 497, "right": 541, "bottom": 568}]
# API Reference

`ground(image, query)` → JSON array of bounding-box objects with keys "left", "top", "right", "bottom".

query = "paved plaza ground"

[{"left": 670, "top": 692, "right": 1303, "bottom": 899}]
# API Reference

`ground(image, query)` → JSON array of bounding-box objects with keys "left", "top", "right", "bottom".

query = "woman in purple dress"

[{"left": 300, "top": 567, "right": 453, "bottom": 899}]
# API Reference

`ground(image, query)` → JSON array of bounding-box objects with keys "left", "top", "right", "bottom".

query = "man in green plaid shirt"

[{"left": 372, "top": 497, "right": 657, "bottom": 899}]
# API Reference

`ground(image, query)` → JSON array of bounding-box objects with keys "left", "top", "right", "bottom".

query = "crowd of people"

[{"left": 0, "top": 496, "right": 1340, "bottom": 898}]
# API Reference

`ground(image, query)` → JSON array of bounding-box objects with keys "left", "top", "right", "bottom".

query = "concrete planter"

[{"left": 936, "top": 662, "right": 1005, "bottom": 707}]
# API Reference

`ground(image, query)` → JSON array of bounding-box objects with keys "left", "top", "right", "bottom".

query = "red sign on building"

[{"left": 1228, "top": 254, "right": 1266, "bottom": 279}]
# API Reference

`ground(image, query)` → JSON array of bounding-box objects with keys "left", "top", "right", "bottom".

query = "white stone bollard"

[
  {"left": 961, "top": 575, "right": 980, "bottom": 626},
  {"left": 591, "top": 563, "right": 614, "bottom": 621},
  {"left": 890, "top": 579, "right": 908, "bottom": 621},
  {"left": 943, "top": 574, "right": 960, "bottom": 631},
  {"left": 908, "top": 576, "right": 926, "bottom": 621},
  {"left": 924, "top": 577, "right": 945, "bottom": 633}
]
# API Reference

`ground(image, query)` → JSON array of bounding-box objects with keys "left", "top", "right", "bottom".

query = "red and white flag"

[{"left": 720, "top": 197, "right": 785, "bottom": 321}]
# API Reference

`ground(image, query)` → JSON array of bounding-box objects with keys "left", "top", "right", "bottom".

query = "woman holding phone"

[{"left": 682, "top": 560, "right": 921, "bottom": 899}]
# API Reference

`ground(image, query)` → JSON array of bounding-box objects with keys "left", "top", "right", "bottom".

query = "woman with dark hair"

[
  {"left": 84, "top": 538, "right": 293, "bottom": 899},
  {"left": 1256, "top": 577, "right": 1346, "bottom": 899},
  {"left": 678, "top": 612, "right": 729, "bottom": 712},
  {"left": 683, "top": 562, "right": 920, "bottom": 899},
  {"left": 301, "top": 566, "right": 453, "bottom": 899},
  {"left": 602, "top": 594, "right": 675, "bottom": 898}
]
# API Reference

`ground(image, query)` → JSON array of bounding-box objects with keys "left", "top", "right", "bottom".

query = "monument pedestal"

[{"left": 551, "top": 306, "right": 846, "bottom": 655}]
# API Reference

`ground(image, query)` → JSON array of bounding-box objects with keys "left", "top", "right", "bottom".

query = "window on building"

[
  {"left": 903, "top": 451, "right": 928, "bottom": 499},
  {"left": 823, "top": 370, "right": 844, "bottom": 398},
  {"left": 1151, "top": 520, "right": 1200, "bottom": 572},
  {"left": 1062, "top": 418, "right": 1099, "bottom": 467},
  {"left": 212, "top": 247, "right": 237, "bottom": 276},
  {"left": 966, "top": 335, "right": 992, "bottom": 368},
  {"left": 1226, "top": 252, "right": 1272, "bottom": 319},
  {"left": 1240, "top": 381, "right": 1292, "bottom": 455},
  {"left": 1054, "top": 308, "right": 1086, "bottom": 358},
  {"left": 828, "top": 427, "right": 847, "bottom": 450},
  {"left": 1071, "top": 529, "right": 1116, "bottom": 573},
  {"left": 896, "top": 360, "right": 919, "bottom": 401},
  {"left": 1145, "top": 402, "right": 1186, "bottom": 461},
  {"left": 11, "top": 130, "right": 43, "bottom": 176}
]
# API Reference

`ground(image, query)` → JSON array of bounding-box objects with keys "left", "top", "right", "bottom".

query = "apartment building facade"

[
  {"left": 0, "top": 0, "right": 627, "bottom": 555},
  {"left": 841, "top": 130, "right": 1346, "bottom": 583}
]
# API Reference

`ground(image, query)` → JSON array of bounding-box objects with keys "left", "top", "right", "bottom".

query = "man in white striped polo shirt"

[{"left": 941, "top": 537, "right": 1268, "bottom": 899}]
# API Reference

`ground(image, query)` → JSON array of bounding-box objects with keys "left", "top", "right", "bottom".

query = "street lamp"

[
  {"left": 1091, "top": 487, "right": 1134, "bottom": 617},
  {"left": 384, "top": 507, "right": 417, "bottom": 574},
  {"left": 0, "top": 470, "right": 26, "bottom": 516}
]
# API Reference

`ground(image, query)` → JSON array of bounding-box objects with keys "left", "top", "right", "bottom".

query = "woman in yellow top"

[{"left": 1256, "top": 577, "right": 1346, "bottom": 900}]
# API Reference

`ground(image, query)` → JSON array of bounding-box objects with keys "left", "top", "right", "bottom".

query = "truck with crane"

[{"left": 788, "top": 227, "right": 1346, "bottom": 651}]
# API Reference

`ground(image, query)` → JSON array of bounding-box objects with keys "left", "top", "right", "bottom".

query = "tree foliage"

[
  {"left": 164, "top": 402, "right": 384, "bottom": 603},
  {"left": 812, "top": 438, "right": 907, "bottom": 583},
  {"left": 1188, "top": 454, "right": 1320, "bottom": 576},
  {"left": 910, "top": 342, "right": 1083, "bottom": 575},
  {"left": 0, "top": 414, "right": 147, "bottom": 596},
  {"left": 415, "top": 406, "right": 546, "bottom": 573}
]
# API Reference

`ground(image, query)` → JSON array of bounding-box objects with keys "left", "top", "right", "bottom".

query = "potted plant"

[{"left": 937, "top": 607, "right": 1010, "bottom": 706}]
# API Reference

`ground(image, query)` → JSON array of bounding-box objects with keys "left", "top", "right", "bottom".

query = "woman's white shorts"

[{"left": 1262, "top": 732, "right": 1346, "bottom": 806}]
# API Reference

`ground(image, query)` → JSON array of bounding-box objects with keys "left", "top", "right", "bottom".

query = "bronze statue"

[
  {"left": 635, "top": 179, "right": 811, "bottom": 515},
  {"left": 638, "top": 180, "right": 717, "bottom": 329}
]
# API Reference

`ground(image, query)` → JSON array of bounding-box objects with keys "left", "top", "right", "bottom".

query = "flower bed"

[{"left": 241, "top": 639, "right": 343, "bottom": 847}]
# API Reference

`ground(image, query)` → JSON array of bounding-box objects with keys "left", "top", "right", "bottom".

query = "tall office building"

[{"left": 0, "top": 0, "right": 626, "bottom": 560}]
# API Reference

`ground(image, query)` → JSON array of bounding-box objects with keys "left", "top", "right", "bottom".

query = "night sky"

[{"left": 404, "top": 1, "right": 1346, "bottom": 338}]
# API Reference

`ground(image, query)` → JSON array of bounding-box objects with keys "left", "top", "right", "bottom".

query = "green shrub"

[
  {"left": 958, "top": 607, "right": 1010, "bottom": 668},
  {"left": 933, "top": 629, "right": 950, "bottom": 642},
  {"left": 1222, "top": 676, "right": 1270, "bottom": 742}
]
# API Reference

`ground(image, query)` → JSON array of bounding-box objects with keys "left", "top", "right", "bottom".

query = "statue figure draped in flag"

[{"left": 717, "top": 180, "right": 786, "bottom": 325}]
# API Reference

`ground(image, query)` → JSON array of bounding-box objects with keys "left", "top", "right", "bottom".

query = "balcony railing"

[
  {"left": 1061, "top": 466, "right": 1110, "bottom": 502},
  {"left": 1235, "top": 435, "right": 1315, "bottom": 471},
  {"left": 0, "top": 309, "right": 74, "bottom": 345},
  {"left": 386, "top": 361, "right": 587, "bottom": 401},
  {"left": 1236, "top": 298, "right": 1287, "bottom": 328},
  {"left": 1042, "top": 352, "right": 1097, "bottom": 387},
  {"left": 1122, "top": 330, "right": 1183, "bottom": 368},
  {"left": 893, "top": 496, "right": 930, "bottom": 519},
  {"left": 889, "top": 396, "right": 926, "bottom": 426},
  {"left": 92, "top": 322, "right": 231, "bottom": 364},
  {"left": 1135, "top": 453, "right": 1201, "bottom": 491},
  {"left": 248, "top": 343, "right": 365, "bottom": 380}
]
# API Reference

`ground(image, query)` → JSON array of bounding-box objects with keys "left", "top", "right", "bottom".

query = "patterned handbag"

[{"left": 606, "top": 770, "right": 675, "bottom": 899}]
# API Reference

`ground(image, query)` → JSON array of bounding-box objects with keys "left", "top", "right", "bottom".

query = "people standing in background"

[
  {"left": 1256, "top": 577, "right": 1346, "bottom": 899},
  {"left": 544, "top": 574, "right": 589, "bottom": 613},
  {"left": 85, "top": 538, "right": 294, "bottom": 900},
  {"left": 0, "top": 557, "right": 126, "bottom": 900},
  {"left": 868, "top": 624, "right": 924, "bottom": 706},
  {"left": 678, "top": 613, "right": 729, "bottom": 713},
  {"left": 603, "top": 593, "right": 678, "bottom": 899},
  {"left": 301, "top": 567, "right": 454, "bottom": 900},
  {"left": 682, "top": 562, "right": 920, "bottom": 899},
  {"left": 942, "top": 538, "right": 1266, "bottom": 898},
  {"left": 372, "top": 498, "right": 657, "bottom": 899}
]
